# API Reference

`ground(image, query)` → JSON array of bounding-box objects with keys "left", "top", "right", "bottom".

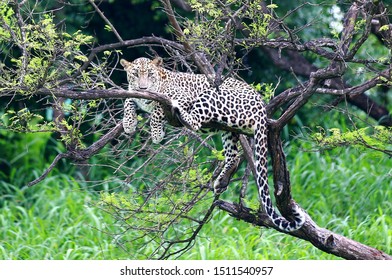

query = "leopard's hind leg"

[
  {"left": 213, "top": 132, "right": 240, "bottom": 194},
  {"left": 172, "top": 96, "right": 240, "bottom": 194},
  {"left": 172, "top": 93, "right": 212, "bottom": 131}
]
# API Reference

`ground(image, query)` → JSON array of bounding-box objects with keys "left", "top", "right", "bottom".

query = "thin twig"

[
  {"left": 11, "top": 2, "right": 29, "bottom": 85},
  {"left": 27, "top": 153, "right": 68, "bottom": 187},
  {"left": 88, "top": 0, "right": 124, "bottom": 43}
]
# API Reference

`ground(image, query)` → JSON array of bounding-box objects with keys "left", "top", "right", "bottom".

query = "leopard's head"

[{"left": 120, "top": 57, "right": 163, "bottom": 92}]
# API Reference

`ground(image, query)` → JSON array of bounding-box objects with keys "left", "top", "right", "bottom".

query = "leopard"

[
  {"left": 120, "top": 56, "right": 306, "bottom": 232},
  {"left": 121, "top": 57, "right": 246, "bottom": 189}
]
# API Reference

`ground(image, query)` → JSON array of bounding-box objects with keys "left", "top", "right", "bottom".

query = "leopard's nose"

[{"left": 138, "top": 78, "right": 149, "bottom": 89}]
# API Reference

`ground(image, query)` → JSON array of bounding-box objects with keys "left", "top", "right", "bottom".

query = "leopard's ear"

[
  {"left": 120, "top": 59, "right": 131, "bottom": 69},
  {"left": 152, "top": 57, "right": 163, "bottom": 67}
]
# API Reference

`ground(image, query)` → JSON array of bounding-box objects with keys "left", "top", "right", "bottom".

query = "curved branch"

[
  {"left": 35, "top": 87, "right": 255, "bottom": 134},
  {"left": 214, "top": 118, "right": 392, "bottom": 260},
  {"left": 212, "top": 106, "right": 392, "bottom": 260},
  {"left": 26, "top": 153, "right": 67, "bottom": 187},
  {"left": 75, "top": 36, "right": 184, "bottom": 75}
]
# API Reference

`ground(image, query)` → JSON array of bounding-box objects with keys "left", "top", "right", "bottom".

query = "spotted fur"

[{"left": 121, "top": 57, "right": 305, "bottom": 232}]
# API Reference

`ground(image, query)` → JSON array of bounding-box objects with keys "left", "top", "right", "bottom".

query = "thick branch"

[
  {"left": 273, "top": 66, "right": 339, "bottom": 130},
  {"left": 209, "top": 113, "right": 392, "bottom": 259},
  {"left": 215, "top": 199, "right": 391, "bottom": 260},
  {"left": 35, "top": 87, "right": 256, "bottom": 134}
]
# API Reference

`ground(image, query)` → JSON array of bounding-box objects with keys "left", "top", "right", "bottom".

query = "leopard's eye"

[{"left": 130, "top": 69, "right": 139, "bottom": 77}]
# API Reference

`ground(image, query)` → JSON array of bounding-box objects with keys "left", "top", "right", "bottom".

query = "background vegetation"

[
  {"left": 1, "top": 128, "right": 390, "bottom": 259},
  {"left": 0, "top": 0, "right": 391, "bottom": 259}
]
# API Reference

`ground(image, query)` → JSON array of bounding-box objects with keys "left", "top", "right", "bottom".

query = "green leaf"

[
  {"left": 266, "top": 4, "right": 278, "bottom": 9},
  {"left": 74, "top": 55, "right": 89, "bottom": 62},
  {"left": 104, "top": 24, "right": 112, "bottom": 32},
  {"left": 211, "top": 149, "right": 225, "bottom": 161}
]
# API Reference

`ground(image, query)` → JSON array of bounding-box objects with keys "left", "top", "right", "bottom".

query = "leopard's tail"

[{"left": 254, "top": 116, "right": 305, "bottom": 232}]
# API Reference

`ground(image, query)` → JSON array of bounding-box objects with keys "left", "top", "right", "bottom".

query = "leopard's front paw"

[
  {"left": 151, "top": 127, "right": 165, "bottom": 144},
  {"left": 123, "top": 118, "right": 137, "bottom": 134}
]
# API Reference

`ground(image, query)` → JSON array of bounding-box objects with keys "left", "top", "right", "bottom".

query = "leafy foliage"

[
  {"left": 182, "top": 0, "right": 274, "bottom": 76},
  {"left": 0, "top": 5, "right": 95, "bottom": 95},
  {"left": 312, "top": 126, "right": 392, "bottom": 156}
]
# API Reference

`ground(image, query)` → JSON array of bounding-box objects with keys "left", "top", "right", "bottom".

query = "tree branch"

[
  {"left": 27, "top": 122, "right": 124, "bottom": 187},
  {"left": 265, "top": 45, "right": 392, "bottom": 125},
  {"left": 215, "top": 199, "right": 392, "bottom": 260},
  {"left": 75, "top": 36, "right": 184, "bottom": 76},
  {"left": 371, "top": 1, "right": 392, "bottom": 49},
  {"left": 26, "top": 153, "right": 67, "bottom": 187},
  {"left": 260, "top": 1, "right": 391, "bottom": 126}
]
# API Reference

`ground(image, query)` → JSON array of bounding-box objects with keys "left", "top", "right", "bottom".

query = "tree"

[{"left": 0, "top": 0, "right": 391, "bottom": 259}]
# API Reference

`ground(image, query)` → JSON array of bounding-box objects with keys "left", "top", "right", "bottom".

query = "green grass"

[
  {"left": 0, "top": 143, "right": 390, "bottom": 260},
  {"left": 290, "top": 146, "right": 391, "bottom": 256},
  {"left": 0, "top": 176, "right": 126, "bottom": 259}
]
